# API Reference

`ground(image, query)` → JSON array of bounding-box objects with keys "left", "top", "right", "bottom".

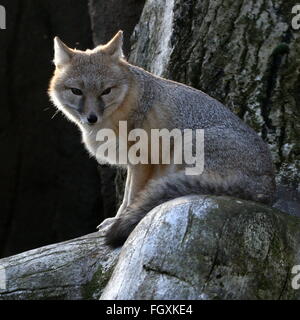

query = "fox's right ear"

[
  {"left": 54, "top": 37, "right": 74, "bottom": 68},
  {"left": 101, "top": 31, "right": 124, "bottom": 60}
]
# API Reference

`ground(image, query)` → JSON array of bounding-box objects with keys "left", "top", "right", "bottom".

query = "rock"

[
  {"left": 1, "top": 195, "right": 299, "bottom": 300},
  {"left": 273, "top": 185, "right": 300, "bottom": 218},
  {"left": 130, "top": 0, "right": 300, "bottom": 193},
  {"left": 0, "top": 231, "right": 120, "bottom": 300},
  {"left": 130, "top": 0, "right": 175, "bottom": 76},
  {"left": 89, "top": 0, "right": 146, "bottom": 55},
  {"left": 101, "top": 195, "right": 300, "bottom": 300}
]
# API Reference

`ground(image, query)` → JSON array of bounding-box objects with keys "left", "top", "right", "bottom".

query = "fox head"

[{"left": 48, "top": 31, "right": 133, "bottom": 127}]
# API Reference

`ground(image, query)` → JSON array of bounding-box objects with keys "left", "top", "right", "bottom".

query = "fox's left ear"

[
  {"left": 54, "top": 37, "right": 74, "bottom": 68},
  {"left": 102, "top": 31, "right": 124, "bottom": 60}
]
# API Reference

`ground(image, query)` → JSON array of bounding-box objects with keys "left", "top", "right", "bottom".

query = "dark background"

[{"left": 0, "top": 0, "right": 145, "bottom": 258}]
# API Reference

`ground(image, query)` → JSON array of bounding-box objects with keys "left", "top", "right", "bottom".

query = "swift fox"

[{"left": 49, "top": 31, "right": 276, "bottom": 247}]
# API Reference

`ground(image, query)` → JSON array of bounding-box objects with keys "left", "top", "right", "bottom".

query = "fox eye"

[
  {"left": 101, "top": 88, "right": 112, "bottom": 96},
  {"left": 70, "top": 88, "right": 83, "bottom": 96}
]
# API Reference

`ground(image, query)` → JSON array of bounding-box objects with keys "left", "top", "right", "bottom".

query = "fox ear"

[
  {"left": 102, "top": 31, "right": 124, "bottom": 59},
  {"left": 54, "top": 37, "right": 74, "bottom": 67}
]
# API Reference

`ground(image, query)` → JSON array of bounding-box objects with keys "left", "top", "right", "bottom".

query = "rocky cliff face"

[{"left": 130, "top": 0, "right": 300, "bottom": 192}]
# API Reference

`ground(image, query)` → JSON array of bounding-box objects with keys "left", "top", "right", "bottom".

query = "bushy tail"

[{"left": 105, "top": 171, "right": 272, "bottom": 248}]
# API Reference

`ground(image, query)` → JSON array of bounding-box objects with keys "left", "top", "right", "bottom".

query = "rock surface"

[
  {"left": 0, "top": 195, "right": 299, "bottom": 300},
  {"left": 101, "top": 196, "right": 300, "bottom": 300},
  {"left": 89, "top": 0, "right": 145, "bottom": 55},
  {"left": 0, "top": 231, "right": 119, "bottom": 300}
]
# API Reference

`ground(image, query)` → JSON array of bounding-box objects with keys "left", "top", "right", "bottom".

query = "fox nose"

[{"left": 87, "top": 114, "right": 98, "bottom": 125}]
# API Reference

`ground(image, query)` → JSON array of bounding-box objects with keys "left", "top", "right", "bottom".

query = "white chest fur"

[{"left": 82, "top": 128, "right": 128, "bottom": 167}]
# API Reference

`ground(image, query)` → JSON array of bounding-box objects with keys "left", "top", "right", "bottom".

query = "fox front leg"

[
  {"left": 116, "top": 164, "right": 154, "bottom": 216},
  {"left": 98, "top": 165, "right": 149, "bottom": 232},
  {"left": 97, "top": 168, "right": 133, "bottom": 232},
  {"left": 115, "top": 166, "right": 133, "bottom": 217}
]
